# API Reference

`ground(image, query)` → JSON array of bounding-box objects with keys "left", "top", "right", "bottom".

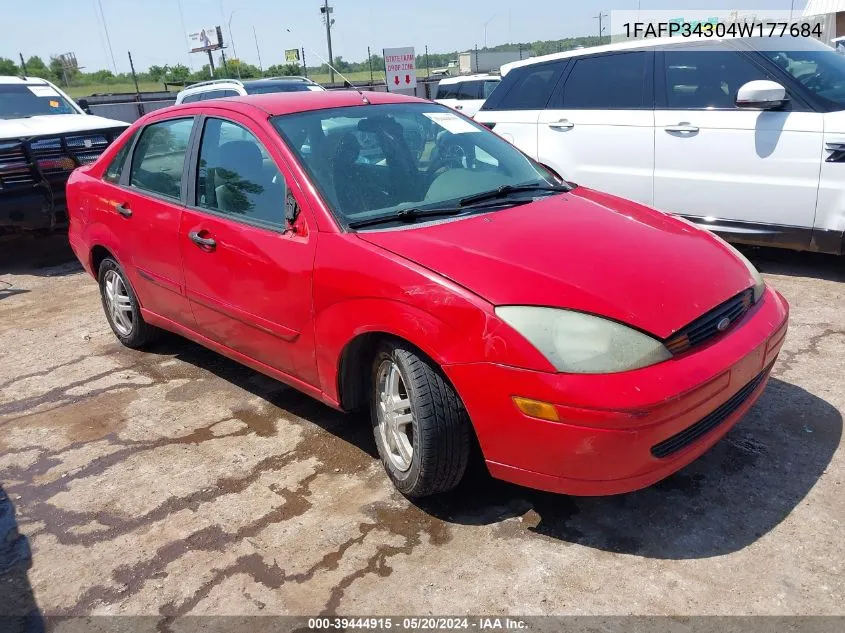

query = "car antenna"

[{"left": 285, "top": 28, "right": 371, "bottom": 105}]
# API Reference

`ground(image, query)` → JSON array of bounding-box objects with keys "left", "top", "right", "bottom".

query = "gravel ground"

[{"left": 0, "top": 235, "right": 842, "bottom": 621}]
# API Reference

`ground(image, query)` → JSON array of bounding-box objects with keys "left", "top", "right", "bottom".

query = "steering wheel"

[
  {"left": 427, "top": 134, "right": 474, "bottom": 176},
  {"left": 798, "top": 71, "right": 826, "bottom": 92}
]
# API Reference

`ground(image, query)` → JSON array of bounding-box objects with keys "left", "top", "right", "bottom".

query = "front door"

[
  {"left": 179, "top": 115, "right": 318, "bottom": 383},
  {"left": 537, "top": 50, "right": 656, "bottom": 206},
  {"left": 653, "top": 46, "right": 823, "bottom": 237}
]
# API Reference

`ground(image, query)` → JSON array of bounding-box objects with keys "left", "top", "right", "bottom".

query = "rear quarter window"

[
  {"left": 436, "top": 83, "right": 459, "bottom": 99},
  {"left": 480, "top": 60, "right": 567, "bottom": 111}
]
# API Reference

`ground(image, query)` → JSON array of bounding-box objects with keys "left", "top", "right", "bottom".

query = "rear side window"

[
  {"left": 457, "top": 81, "right": 482, "bottom": 100},
  {"left": 482, "top": 61, "right": 565, "bottom": 110},
  {"left": 103, "top": 130, "right": 137, "bottom": 184},
  {"left": 129, "top": 118, "right": 194, "bottom": 199},
  {"left": 436, "top": 83, "right": 458, "bottom": 99},
  {"left": 559, "top": 52, "right": 649, "bottom": 109}
]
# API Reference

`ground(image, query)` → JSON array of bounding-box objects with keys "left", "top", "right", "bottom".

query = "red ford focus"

[{"left": 66, "top": 91, "right": 789, "bottom": 497}]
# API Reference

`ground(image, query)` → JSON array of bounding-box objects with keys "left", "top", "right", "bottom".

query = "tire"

[
  {"left": 370, "top": 341, "right": 471, "bottom": 497},
  {"left": 98, "top": 257, "right": 156, "bottom": 349}
]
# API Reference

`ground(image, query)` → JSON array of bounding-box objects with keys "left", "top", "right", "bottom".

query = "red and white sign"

[{"left": 383, "top": 47, "right": 417, "bottom": 91}]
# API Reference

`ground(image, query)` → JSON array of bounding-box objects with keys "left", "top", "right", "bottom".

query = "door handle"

[
  {"left": 114, "top": 203, "right": 132, "bottom": 218},
  {"left": 548, "top": 119, "right": 574, "bottom": 130},
  {"left": 664, "top": 123, "right": 700, "bottom": 133},
  {"left": 454, "top": 104, "right": 464, "bottom": 110},
  {"left": 189, "top": 231, "right": 216, "bottom": 249}
]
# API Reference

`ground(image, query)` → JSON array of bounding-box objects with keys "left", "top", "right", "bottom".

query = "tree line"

[{"left": 0, "top": 35, "right": 609, "bottom": 89}]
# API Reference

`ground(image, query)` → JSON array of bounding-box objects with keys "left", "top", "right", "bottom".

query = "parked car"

[
  {"left": 0, "top": 76, "right": 129, "bottom": 231},
  {"left": 475, "top": 35, "right": 845, "bottom": 254},
  {"left": 66, "top": 91, "right": 788, "bottom": 498},
  {"left": 175, "top": 77, "right": 325, "bottom": 104},
  {"left": 434, "top": 74, "right": 501, "bottom": 117}
]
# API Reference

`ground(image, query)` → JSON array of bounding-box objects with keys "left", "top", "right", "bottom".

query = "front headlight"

[
  {"left": 714, "top": 237, "right": 765, "bottom": 303},
  {"left": 495, "top": 307, "right": 672, "bottom": 374}
]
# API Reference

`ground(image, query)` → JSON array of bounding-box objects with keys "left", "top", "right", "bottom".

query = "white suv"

[
  {"left": 434, "top": 74, "right": 501, "bottom": 118},
  {"left": 176, "top": 77, "right": 324, "bottom": 104},
  {"left": 474, "top": 36, "right": 845, "bottom": 254}
]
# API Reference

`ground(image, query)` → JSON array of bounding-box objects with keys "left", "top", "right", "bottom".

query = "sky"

[{"left": 0, "top": 0, "right": 809, "bottom": 74}]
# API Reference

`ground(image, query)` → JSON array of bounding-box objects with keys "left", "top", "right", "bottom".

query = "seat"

[{"left": 214, "top": 140, "right": 266, "bottom": 215}]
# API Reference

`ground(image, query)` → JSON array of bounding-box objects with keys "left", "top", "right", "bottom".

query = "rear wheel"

[
  {"left": 370, "top": 342, "right": 471, "bottom": 497},
  {"left": 98, "top": 258, "right": 156, "bottom": 349}
]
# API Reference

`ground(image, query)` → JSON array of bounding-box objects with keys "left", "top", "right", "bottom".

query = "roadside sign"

[
  {"left": 188, "top": 27, "right": 223, "bottom": 53},
  {"left": 285, "top": 49, "right": 301, "bottom": 63},
  {"left": 383, "top": 47, "right": 416, "bottom": 92}
]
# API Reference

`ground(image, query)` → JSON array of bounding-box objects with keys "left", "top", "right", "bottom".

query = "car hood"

[
  {"left": 357, "top": 188, "right": 756, "bottom": 339},
  {"left": 0, "top": 114, "right": 128, "bottom": 140}
]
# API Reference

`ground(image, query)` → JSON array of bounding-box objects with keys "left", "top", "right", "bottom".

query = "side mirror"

[
  {"left": 284, "top": 190, "right": 300, "bottom": 232},
  {"left": 736, "top": 80, "right": 788, "bottom": 110}
]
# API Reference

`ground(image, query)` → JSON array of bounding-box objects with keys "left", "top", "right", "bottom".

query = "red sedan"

[{"left": 66, "top": 91, "right": 789, "bottom": 497}]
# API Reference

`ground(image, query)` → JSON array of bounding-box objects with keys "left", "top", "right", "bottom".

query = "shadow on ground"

[
  {"left": 739, "top": 245, "right": 845, "bottom": 283},
  {"left": 142, "top": 334, "right": 841, "bottom": 561},
  {"left": 0, "top": 234, "right": 79, "bottom": 277},
  {"left": 0, "top": 486, "right": 44, "bottom": 632}
]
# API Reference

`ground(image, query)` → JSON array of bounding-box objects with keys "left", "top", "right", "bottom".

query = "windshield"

[
  {"left": 245, "top": 82, "right": 317, "bottom": 95},
  {"left": 760, "top": 38, "right": 845, "bottom": 110},
  {"left": 0, "top": 84, "right": 78, "bottom": 119},
  {"left": 272, "top": 102, "right": 556, "bottom": 227}
]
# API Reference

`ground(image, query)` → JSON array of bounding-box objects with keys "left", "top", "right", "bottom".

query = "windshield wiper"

[
  {"left": 459, "top": 183, "right": 570, "bottom": 207},
  {"left": 347, "top": 206, "right": 467, "bottom": 229}
]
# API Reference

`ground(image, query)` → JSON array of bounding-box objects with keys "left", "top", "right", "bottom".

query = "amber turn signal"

[{"left": 512, "top": 396, "right": 560, "bottom": 422}]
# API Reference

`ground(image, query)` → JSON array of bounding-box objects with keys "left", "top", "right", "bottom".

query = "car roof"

[
  {"left": 0, "top": 75, "right": 52, "bottom": 86},
  {"left": 438, "top": 74, "right": 501, "bottom": 85},
  {"left": 155, "top": 89, "right": 422, "bottom": 118}
]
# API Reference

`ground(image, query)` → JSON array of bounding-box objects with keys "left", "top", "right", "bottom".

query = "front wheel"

[{"left": 370, "top": 342, "right": 471, "bottom": 497}]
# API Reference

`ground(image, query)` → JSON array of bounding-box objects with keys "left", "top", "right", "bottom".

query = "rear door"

[
  {"left": 105, "top": 116, "right": 197, "bottom": 325},
  {"left": 434, "top": 81, "right": 460, "bottom": 111},
  {"left": 454, "top": 80, "right": 485, "bottom": 117},
  {"left": 179, "top": 112, "right": 319, "bottom": 383},
  {"left": 537, "top": 50, "right": 655, "bottom": 205},
  {"left": 474, "top": 59, "right": 567, "bottom": 157}
]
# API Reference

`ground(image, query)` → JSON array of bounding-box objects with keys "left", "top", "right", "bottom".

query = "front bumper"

[
  {"left": 0, "top": 175, "right": 70, "bottom": 231},
  {"left": 443, "top": 287, "right": 789, "bottom": 496}
]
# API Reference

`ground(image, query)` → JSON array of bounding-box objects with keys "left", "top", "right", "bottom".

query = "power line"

[{"left": 96, "top": 0, "right": 117, "bottom": 73}]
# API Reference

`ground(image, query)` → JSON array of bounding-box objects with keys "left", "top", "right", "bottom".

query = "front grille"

[
  {"left": 0, "top": 141, "right": 34, "bottom": 187},
  {"left": 651, "top": 366, "right": 771, "bottom": 459},
  {"left": 665, "top": 289, "right": 754, "bottom": 355}
]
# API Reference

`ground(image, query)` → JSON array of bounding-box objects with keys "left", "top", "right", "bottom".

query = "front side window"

[
  {"left": 104, "top": 130, "right": 137, "bottom": 184},
  {"left": 759, "top": 37, "right": 845, "bottom": 110},
  {"left": 181, "top": 93, "right": 203, "bottom": 104},
  {"left": 129, "top": 118, "right": 194, "bottom": 199},
  {"left": 560, "top": 52, "right": 648, "bottom": 109},
  {"left": 663, "top": 49, "right": 768, "bottom": 109},
  {"left": 0, "top": 84, "right": 78, "bottom": 119},
  {"left": 436, "top": 83, "right": 459, "bottom": 100},
  {"left": 483, "top": 80, "right": 500, "bottom": 98},
  {"left": 457, "top": 81, "right": 482, "bottom": 100},
  {"left": 273, "top": 103, "right": 559, "bottom": 228},
  {"left": 196, "top": 118, "right": 286, "bottom": 229}
]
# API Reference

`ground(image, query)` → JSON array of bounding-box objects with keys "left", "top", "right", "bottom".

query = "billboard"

[
  {"left": 285, "top": 49, "right": 301, "bottom": 63},
  {"left": 188, "top": 27, "right": 223, "bottom": 53},
  {"left": 383, "top": 46, "right": 416, "bottom": 91}
]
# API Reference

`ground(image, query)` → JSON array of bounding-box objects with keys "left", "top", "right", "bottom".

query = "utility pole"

[
  {"left": 19, "top": 53, "right": 27, "bottom": 75},
  {"left": 594, "top": 12, "right": 608, "bottom": 41},
  {"left": 207, "top": 50, "right": 215, "bottom": 77},
  {"left": 96, "top": 0, "right": 118, "bottom": 73},
  {"left": 253, "top": 26, "right": 263, "bottom": 71},
  {"left": 425, "top": 45, "right": 430, "bottom": 78},
  {"left": 321, "top": 0, "right": 335, "bottom": 83},
  {"left": 368, "top": 46, "right": 374, "bottom": 83},
  {"left": 128, "top": 51, "right": 143, "bottom": 118},
  {"left": 301, "top": 48, "right": 308, "bottom": 78}
]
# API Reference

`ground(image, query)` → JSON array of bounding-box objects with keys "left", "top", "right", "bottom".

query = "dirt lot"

[{"left": 0, "top": 235, "right": 843, "bottom": 620}]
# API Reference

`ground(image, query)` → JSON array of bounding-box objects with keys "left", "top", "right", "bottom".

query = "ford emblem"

[{"left": 716, "top": 317, "right": 731, "bottom": 332}]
